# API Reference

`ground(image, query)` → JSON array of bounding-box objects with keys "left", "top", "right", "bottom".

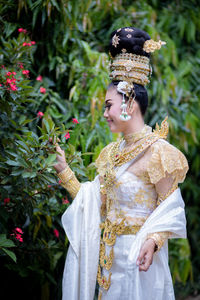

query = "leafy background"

[{"left": 0, "top": 0, "right": 199, "bottom": 299}]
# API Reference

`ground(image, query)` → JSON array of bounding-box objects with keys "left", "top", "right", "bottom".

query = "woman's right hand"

[{"left": 49, "top": 138, "right": 68, "bottom": 173}]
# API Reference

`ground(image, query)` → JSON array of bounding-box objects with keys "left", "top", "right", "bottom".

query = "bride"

[{"left": 54, "top": 27, "right": 189, "bottom": 300}]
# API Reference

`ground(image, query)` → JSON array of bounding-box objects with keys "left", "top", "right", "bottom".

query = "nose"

[{"left": 104, "top": 108, "right": 108, "bottom": 118}]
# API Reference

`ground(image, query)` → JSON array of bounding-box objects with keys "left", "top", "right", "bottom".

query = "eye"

[{"left": 105, "top": 104, "right": 111, "bottom": 109}]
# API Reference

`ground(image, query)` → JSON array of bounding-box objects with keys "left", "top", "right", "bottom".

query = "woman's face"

[{"left": 104, "top": 87, "right": 128, "bottom": 133}]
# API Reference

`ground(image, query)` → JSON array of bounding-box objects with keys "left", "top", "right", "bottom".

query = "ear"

[{"left": 127, "top": 99, "right": 136, "bottom": 114}]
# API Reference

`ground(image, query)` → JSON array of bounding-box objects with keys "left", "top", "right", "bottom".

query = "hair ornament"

[
  {"left": 117, "top": 81, "right": 133, "bottom": 97},
  {"left": 117, "top": 81, "right": 133, "bottom": 121},
  {"left": 112, "top": 34, "right": 120, "bottom": 48},
  {"left": 124, "top": 28, "right": 134, "bottom": 32},
  {"left": 143, "top": 39, "right": 166, "bottom": 53}
]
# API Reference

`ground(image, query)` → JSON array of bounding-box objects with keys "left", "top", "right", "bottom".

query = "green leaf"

[
  {"left": 45, "top": 154, "right": 57, "bottom": 166},
  {"left": 0, "top": 234, "right": 15, "bottom": 247},
  {"left": 1, "top": 248, "right": 17, "bottom": 262}
]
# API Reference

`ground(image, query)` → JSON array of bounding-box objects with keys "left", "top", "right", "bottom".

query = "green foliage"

[{"left": 0, "top": 0, "right": 200, "bottom": 299}]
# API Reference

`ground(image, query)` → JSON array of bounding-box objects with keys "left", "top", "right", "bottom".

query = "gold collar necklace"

[{"left": 123, "top": 124, "right": 152, "bottom": 145}]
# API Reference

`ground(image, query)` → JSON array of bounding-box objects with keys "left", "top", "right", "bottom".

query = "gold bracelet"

[
  {"left": 57, "top": 166, "right": 75, "bottom": 183},
  {"left": 57, "top": 166, "right": 81, "bottom": 199},
  {"left": 147, "top": 232, "right": 171, "bottom": 252}
]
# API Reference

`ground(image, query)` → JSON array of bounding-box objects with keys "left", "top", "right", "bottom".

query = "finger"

[
  {"left": 136, "top": 248, "right": 146, "bottom": 266},
  {"left": 139, "top": 254, "right": 153, "bottom": 272}
]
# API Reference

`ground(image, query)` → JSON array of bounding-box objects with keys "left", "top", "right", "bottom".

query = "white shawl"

[{"left": 61, "top": 174, "right": 186, "bottom": 300}]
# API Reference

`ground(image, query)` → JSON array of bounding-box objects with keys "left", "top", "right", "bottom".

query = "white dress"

[{"left": 61, "top": 134, "right": 189, "bottom": 300}]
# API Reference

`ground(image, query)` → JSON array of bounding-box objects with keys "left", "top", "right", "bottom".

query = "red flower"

[
  {"left": 53, "top": 229, "right": 59, "bottom": 238},
  {"left": 15, "top": 234, "right": 23, "bottom": 242},
  {"left": 31, "top": 41, "right": 36, "bottom": 45},
  {"left": 12, "top": 72, "right": 16, "bottom": 75},
  {"left": 10, "top": 84, "right": 18, "bottom": 91},
  {"left": 22, "top": 70, "right": 29, "bottom": 75},
  {"left": 18, "top": 28, "right": 27, "bottom": 34},
  {"left": 15, "top": 227, "right": 24, "bottom": 234},
  {"left": 40, "top": 87, "right": 46, "bottom": 94},
  {"left": 4, "top": 198, "right": 10, "bottom": 205},
  {"left": 64, "top": 132, "right": 70, "bottom": 140},
  {"left": 11, "top": 227, "right": 24, "bottom": 242},
  {"left": 18, "top": 63, "right": 24, "bottom": 69},
  {"left": 22, "top": 70, "right": 30, "bottom": 78},
  {"left": 37, "top": 111, "right": 44, "bottom": 118},
  {"left": 58, "top": 180, "right": 62, "bottom": 184},
  {"left": 36, "top": 75, "right": 43, "bottom": 81},
  {"left": 22, "top": 42, "right": 31, "bottom": 46},
  {"left": 6, "top": 78, "right": 12, "bottom": 84},
  {"left": 6, "top": 72, "right": 12, "bottom": 77},
  {"left": 62, "top": 197, "right": 69, "bottom": 204},
  {"left": 72, "top": 118, "right": 79, "bottom": 124}
]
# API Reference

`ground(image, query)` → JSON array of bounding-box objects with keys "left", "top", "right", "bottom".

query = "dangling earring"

[{"left": 119, "top": 94, "right": 131, "bottom": 121}]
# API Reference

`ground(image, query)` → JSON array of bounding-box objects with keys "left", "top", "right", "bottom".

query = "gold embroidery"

[
  {"left": 100, "top": 241, "right": 114, "bottom": 270},
  {"left": 147, "top": 139, "right": 189, "bottom": 185},
  {"left": 134, "top": 188, "right": 156, "bottom": 209},
  {"left": 98, "top": 218, "right": 142, "bottom": 291},
  {"left": 97, "top": 265, "right": 112, "bottom": 291}
]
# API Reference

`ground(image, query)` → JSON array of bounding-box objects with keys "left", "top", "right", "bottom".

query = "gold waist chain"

[{"left": 97, "top": 218, "right": 142, "bottom": 293}]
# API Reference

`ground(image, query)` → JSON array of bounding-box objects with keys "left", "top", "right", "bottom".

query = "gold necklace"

[{"left": 123, "top": 124, "right": 152, "bottom": 145}]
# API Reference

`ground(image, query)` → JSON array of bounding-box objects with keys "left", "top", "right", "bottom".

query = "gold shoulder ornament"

[{"left": 153, "top": 116, "right": 169, "bottom": 139}]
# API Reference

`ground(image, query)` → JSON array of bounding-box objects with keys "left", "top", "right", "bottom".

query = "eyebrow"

[{"left": 105, "top": 99, "right": 112, "bottom": 104}]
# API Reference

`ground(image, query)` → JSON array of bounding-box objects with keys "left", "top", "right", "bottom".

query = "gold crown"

[{"left": 109, "top": 52, "right": 152, "bottom": 86}]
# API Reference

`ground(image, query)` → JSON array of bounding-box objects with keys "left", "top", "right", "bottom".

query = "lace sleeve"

[
  {"left": 146, "top": 140, "right": 189, "bottom": 251},
  {"left": 147, "top": 139, "right": 189, "bottom": 188}
]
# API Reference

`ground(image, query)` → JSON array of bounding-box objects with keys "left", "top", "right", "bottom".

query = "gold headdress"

[{"left": 109, "top": 30, "right": 166, "bottom": 87}]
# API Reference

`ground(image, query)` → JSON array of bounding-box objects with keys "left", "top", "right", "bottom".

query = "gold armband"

[
  {"left": 57, "top": 165, "right": 81, "bottom": 199},
  {"left": 147, "top": 232, "right": 171, "bottom": 252}
]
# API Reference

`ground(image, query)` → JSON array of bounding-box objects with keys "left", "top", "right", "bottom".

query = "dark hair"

[
  {"left": 108, "top": 81, "right": 148, "bottom": 116},
  {"left": 109, "top": 27, "right": 151, "bottom": 58}
]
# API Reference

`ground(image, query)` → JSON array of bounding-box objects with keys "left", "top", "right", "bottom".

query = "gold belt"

[{"left": 100, "top": 218, "right": 141, "bottom": 247}]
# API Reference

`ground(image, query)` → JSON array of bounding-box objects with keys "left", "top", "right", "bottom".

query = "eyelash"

[{"left": 105, "top": 104, "right": 111, "bottom": 109}]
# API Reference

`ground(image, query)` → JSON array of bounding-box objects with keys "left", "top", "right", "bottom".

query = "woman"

[{"left": 54, "top": 27, "right": 189, "bottom": 300}]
